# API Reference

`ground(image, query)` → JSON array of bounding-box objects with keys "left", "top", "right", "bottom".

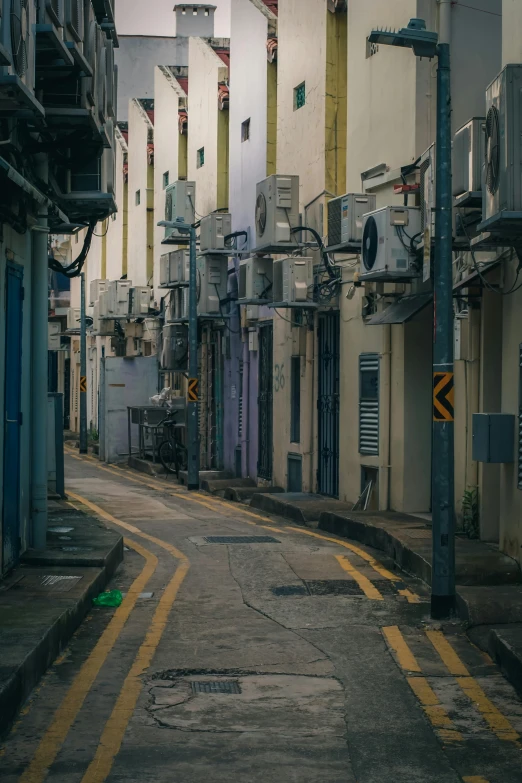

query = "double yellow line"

[{"left": 383, "top": 625, "right": 519, "bottom": 750}]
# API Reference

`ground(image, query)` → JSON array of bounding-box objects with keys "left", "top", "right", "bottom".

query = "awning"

[
  {"left": 0, "top": 155, "right": 69, "bottom": 223},
  {"left": 366, "top": 292, "right": 432, "bottom": 325},
  {"left": 453, "top": 260, "right": 500, "bottom": 292}
]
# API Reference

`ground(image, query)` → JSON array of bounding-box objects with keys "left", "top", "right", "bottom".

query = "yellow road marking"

[
  {"left": 18, "top": 536, "right": 158, "bottom": 783},
  {"left": 463, "top": 778, "right": 491, "bottom": 783},
  {"left": 382, "top": 626, "right": 422, "bottom": 673},
  {"left": 398, "top": 588, "right": 421, "bottom": 604},
  {"left": 407, "top": 677, "right": 463, "bottom": 741},
  {"left": 335, "top": 555, "right": 383, "bottom": 600},
  {"left": 426, "top": 630, "right": 519, "bottom": 743}
]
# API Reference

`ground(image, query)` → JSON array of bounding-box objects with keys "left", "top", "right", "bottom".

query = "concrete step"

[
  {"left": 319, "top": 510, "right": 521, "bottom": 589},
  {"left": 488, "top": 625, "right": 522, "bottom": 698},
  {"left": 225, "top": 486, "right": 285, "bottom": 503},
  {"left": 178, "top": 469, "right": 234, "bottom": 487},
  {"left": 457, "top": 585, "right": 522, "bottom": 625},
  {"left": 201, "top": 477, "right": 256, "bottom": 494},
  {"left": 250, "top": 493, "right": 354, "bottom": 524},
  {"left": 129, "top": 455, "right": 167, "bottom": 476}
]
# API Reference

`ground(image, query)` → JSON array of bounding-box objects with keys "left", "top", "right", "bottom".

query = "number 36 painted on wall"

[{"left": 274, "top": 363, "right": 285, "bottom": 392}]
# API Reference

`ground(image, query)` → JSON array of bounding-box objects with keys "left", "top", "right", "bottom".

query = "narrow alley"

[{"left": 2, "top": 454, "right": 522, "bottom": 782}]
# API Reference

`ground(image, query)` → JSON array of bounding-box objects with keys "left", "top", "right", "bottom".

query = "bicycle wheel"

[
  {"left": 159, "top": 440, "right": 177, "bottom": 474},
  {"left": 173, "top": 441, "right": 188, "bottom": 478}
]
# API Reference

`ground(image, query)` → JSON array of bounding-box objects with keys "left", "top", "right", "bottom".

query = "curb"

[
  {"left": 488, "top": 627, "right": 522, "bottom": 699},
  {"left": 0, "top": 535, "right": 123, "bottom": 737}
]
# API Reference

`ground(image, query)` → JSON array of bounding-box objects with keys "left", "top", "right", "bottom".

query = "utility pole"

[
  {"left": 369, "top": 19, "right": 456, "bottom": 618},
  {"left": 158, "top": 218, "right": 200, "bottom": 490},
  {"left": 79, "top": 271, "right": 88, "bottom": 454}
]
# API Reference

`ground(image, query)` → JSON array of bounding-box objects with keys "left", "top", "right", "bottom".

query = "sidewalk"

[{"left": 0, "top": 498, "right": 123, "bottom": 736}]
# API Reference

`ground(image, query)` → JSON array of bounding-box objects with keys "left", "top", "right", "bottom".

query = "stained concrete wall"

[
  {"left": 106, "top": 134, "right": 127, "bottom": 282},
  {"left": 127, "top": 100, "right": 153, "bottom": 287}
]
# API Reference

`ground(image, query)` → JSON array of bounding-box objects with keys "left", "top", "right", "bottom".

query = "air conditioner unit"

[
  {"left": 327, "top": 193, "right": 376, "bottom": 247},
  {"left": 95, "top": 27, "right": 107, "bottom": 125},
  {"left": 67, "top": 306, "right": 81, "bottom": 330},
  {"left": 197, "top": 255, "right": 227, "bottom": 314},
  {"left": 102, "top": 118, "right": 115, "bottom": 194},
  {"left": 91, "top": 300, "right": 99, "bottom": 332},
  {"left": 175, "top": 287, "right": 189, "bottom": 320},
  {"left": 160, "top": 253, "right": 175, "bottom": 286},
  {"left": 65, "top": 0, "right": 84, "bottom": 42},
  {"left": 255, "top": 174, "right": 299, "bottom": 247},
  {"left": 164, "top": 290, "right": 176, "bottom": 322},
  {"left": 81, "top": 7, "right": 97, "bottom": 107},
  {"left": 161, "top": 324, "right": 188, "bottom": 371},
  {"left": 164, "top": 180, "right": 196, "bottom": 242},
  {"left": 98, "top": 289, "right": 109, "bottom": 317},
  {"left": 48, "top": 321, "right": 61, "bottom": 350},
  {"left": 360, "top": 206, "right": 422, "bottom": 281},
  {"left": 42, "top": 0, "right": 65, "bottom": 27},
  {"left": 453, "top": 117, "right": 485, "bottom": 200},
  {"left": 89, "top": 278, "right": 108, "bottom": 306},
  {"left": 108, "top": 280, "right": 132, "bottom": 316},
  {"left": 238, "top": 256, "right": 273, "bottom": 301},
  {"left": 105, "top": 39, "right": 116, "bottom": 118},
  {"left": 0, "top": 0, "right": 43, "bottom": 115},
  {"left": 272, "top": 257, "right": 313, "bottom": 304},
  {"left": 160, "top": 249, "right": 190, "bottom": 286},
  {"left": 200, "top": 213, "right": 232, "bottom": 252},
  {"left": 484, "top": 65, "right": 522, "bottom": 223},
  {"left": 128, "top": 286, "right": 151, "bottom": 316}
]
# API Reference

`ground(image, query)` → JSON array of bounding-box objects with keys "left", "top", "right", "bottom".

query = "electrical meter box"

[{"left": 472, "top": 413, "right": 515, "bottom": 463}]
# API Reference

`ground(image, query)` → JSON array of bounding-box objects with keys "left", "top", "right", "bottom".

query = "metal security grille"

[
  {"left": 359, "top": 353, "right": 379, "bottom": 455},
  {"left": 258, "top": 324, "right": 273, "bottom": 480},
  {"left": 290, "top": 356, "right": 301, "bottom": 443},
  {"left": 519, "top": 345, "right": 522, "bottom": 489},
  {"left": 238, "top": 360, "right": 243, "bottom": 438},
  {"left": 317, "top": 313, "right": 340, "bottom": 497},
  {"left": 191, "top": 681, "right": 241, "bottom": 694}
]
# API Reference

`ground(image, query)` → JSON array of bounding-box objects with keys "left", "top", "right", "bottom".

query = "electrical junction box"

[
  {"left": 197, "top": 255, "right": 228, "bottom": 314},
  {"left": 248, "top": 329, "right": 259, "bottom": 352},
  {"left": 108, "top": 280, "right": 132, "bottom": 316},
  {"left": 67, "top": 307, "right": 81, "bottom": 330},
  {"left": 272, "top": 257, "right": 313, "bottom": 303},
  {"left": 164, "top": 180, "right": 196, "bottom": 242},
  {"left": 89, "top": 279, "right": 108, "bottom": 306},
  {"left": 48, "top": 322, "right": 61, "bottom": 350},
  {"left": 238, "top": 256, "right": 273, "bottom": 301},
  {"left": 472, "top": 413, "right": 515, "bottom": 463},
  {"left": 128, "top": 286, "right": 151, "bottom": 316},
  {"left": 200, "top": 213, "right": 232, "bottom": 252},
  {"left": 327, "top": 193, "right": 376, "bottom": 247},
  {"left": 453, "top": 117, "right": 485, "bottom": 198},
  {"left": 255, "top": 174, "right": 300, "bottom": 247}
]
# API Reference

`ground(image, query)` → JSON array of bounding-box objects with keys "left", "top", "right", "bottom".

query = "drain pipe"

[
  {"left": 31, "top": 154, "right": 49, "bottom": 550},
  {"left": 438, "top": 0, "right": 452, "bottom": 45},
  {"left": 242, "top": 338, "right": 250, "bottom": 478}
]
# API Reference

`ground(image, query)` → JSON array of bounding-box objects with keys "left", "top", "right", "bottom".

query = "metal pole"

[
  {"left": 187, "top": 227, "right": 200, "bottom": 489},
  {"left": 79, "top": 272, "right": 88, "bottom": 454},
  {"left": 31, "top": 155, "right": 49, "bottom": 549},
  {"left": 431, "top": 41, "right": 455, "bottom": 619}
]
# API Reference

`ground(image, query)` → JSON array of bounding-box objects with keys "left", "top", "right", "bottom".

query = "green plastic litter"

[{"left": 93, "top": 590, "right": 123, "bottom": 607}]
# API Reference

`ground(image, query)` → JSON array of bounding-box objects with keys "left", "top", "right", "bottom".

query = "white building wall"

[
  {"left": 153, "top": 67, "right": 186, "bottom": 297},
  {"left": 127, "top": 100, "right": 153, "bottom": 286},
  {"left": 188, "top": 37, "right": 229, "bottom": 216},
  {"left": 106, "top": 135, "right": 127, "bottom": 281}
]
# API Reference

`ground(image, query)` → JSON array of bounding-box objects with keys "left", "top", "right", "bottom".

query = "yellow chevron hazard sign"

[
  {"left": 433, "top": 372, "right": 454, "bottom": 422},
  {"left": 188, "top": 378, "right": 199, "bottom": 402},
  {"left": 80, "top": 376, "right": 87, "bottom": 393}
]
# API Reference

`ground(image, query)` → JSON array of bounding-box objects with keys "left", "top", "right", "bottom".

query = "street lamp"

[
  {"left": 369, "top": 18, "right": 455, "bottom": 619},
  {"left": 158, "top": 218, "right": 200, "bottom": 490}
]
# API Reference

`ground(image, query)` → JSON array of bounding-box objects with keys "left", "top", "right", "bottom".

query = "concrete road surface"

[{"left": 2, "top": 453, "right": 522, "bottom": 783}]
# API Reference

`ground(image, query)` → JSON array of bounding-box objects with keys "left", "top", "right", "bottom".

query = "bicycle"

[{"left": 157, "top": 409, "right": 188, "bottom": 478}]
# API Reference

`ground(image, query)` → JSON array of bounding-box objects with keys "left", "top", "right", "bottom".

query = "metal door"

[
  {"left": 258, "top": 323, "right": 273, "bottom": 480},
  {"left": 317, "top": 312, "right": 340, "bottom": 497},
  {"left": 3, "top": 262, "right": 24, "bottom": 572}
]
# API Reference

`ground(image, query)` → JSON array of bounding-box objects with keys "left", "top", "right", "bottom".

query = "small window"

[
  {"left": 290, "top": 356, "right": 301, "bottom": 443},
  {"left": 193, "top": 7, "right": 198, "bottom": 14},
  {"left": 135, "top": 189, "right": 141, "bottom": 206},
  {"left": 294, "top": 82, "right": 306, "bottom": 111},
  {"left": 205, "top": 7, "right": 210, "bottom": 16},
  {"left": 241, "top": 118, "right": 251, "bottom": 142},
  {"left": 197, "top": 147, "right": 205, "bottom": 168},
  {"left": 163, "top": 171, "right": 169, "bottom": 189},
  {"left": 181, "top": 7, "right": 186, "bottom": 14}
]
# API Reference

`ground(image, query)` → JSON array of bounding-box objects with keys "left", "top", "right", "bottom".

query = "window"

[
  {"left": 359, "top": 353, "right": 379, "bottom": 455},
  {"left": 205, "top": 7, "right": 210, "bottom": 16},
  {"left": 135, "top": 189, "right": 141, "bottom": 206},
  {"left": 290, "top": 356, "right": 301, "bottom": 443},
  {"left": 163, "top": 171, "right": 169, "bottom": 189},
  {"left": 197, "top": 147, "right": 205, "bottom": 168},
  {"left": 241, "top": 118, "right": 251, "bottom": 142},
  {"left": 294, "top": 82, "right": 306, "bottom": 111}
]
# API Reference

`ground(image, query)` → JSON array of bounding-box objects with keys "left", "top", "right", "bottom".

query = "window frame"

[
  {"left": 197, "top": 147, "right": 205, "bottom": 169},
  {"left": 294, "top": 82, "right": 306, "bottom": 111}
]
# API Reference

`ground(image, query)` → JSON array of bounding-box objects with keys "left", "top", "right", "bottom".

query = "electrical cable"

[
  {"left": 48, "top": 220, "right": 96, "bottom": 277},
  {"left": 215, "top": 283, "right": 241, "bottom": 334},
  {"left": 273, "top": 308, "right": 307, "bottom": 327}
]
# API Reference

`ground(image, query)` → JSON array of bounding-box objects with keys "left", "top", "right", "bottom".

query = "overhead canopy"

[{"left": 366, "top": 293, "right": 432, "bottom": 325}]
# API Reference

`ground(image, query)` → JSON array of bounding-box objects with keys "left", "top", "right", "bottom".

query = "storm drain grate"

[
  {"left": 204, "top": 536, "right": 280, "bottom": 545},
  {"left": 271, "top": 585, "right": 309, "bottom": 597},
  {"left": 305, "top": 580, "right": 365, "bottom": 596},
  {"left": 191, "top": 681, "right": 241, "bottom": 695}
]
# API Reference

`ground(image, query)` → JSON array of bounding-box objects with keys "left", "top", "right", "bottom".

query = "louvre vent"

[
  {"left": 359, "top": 354, "right": 379, "bottom": 456},
  {"left": 327, "top": 197, "right": 342, "bottom": 246}
]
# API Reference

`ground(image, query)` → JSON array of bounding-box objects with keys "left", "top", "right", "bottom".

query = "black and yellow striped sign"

[
  {"left": 188, "top": 378, "right": 199, "bottom": 402},
  {"left": 80, "top": 376, "right": 87, "bottom": 393},
  {"left": 433, "top": 372, "right": 454, "bottom": 422}
]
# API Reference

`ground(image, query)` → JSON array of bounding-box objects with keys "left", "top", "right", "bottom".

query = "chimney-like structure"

[{"left": 174, "top": 4, "right": 216, "bottom": 37}]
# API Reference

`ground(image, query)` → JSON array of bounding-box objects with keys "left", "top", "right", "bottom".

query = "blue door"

[{"left": 2, "top": 261, "right": 23, "bottom": 573}]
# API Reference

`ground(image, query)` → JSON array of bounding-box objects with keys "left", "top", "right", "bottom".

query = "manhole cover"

[
  {"left": 22, "top": 574, "right": 83, "bottom": 592},
  {"left": 48, "top": 527, "right": 74, "bottom": 534},
  {"left": 271, "top": 585, "right": 309, "bottom": 596},
  {"left": 306, "top": 580, "right": 364, "bottom": 596},
  {"left": 204, "top": 536, "right": 280, "bottom": 544},
  {"left": 191, "top": 681, "right": 241, "bottom": 695}
]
